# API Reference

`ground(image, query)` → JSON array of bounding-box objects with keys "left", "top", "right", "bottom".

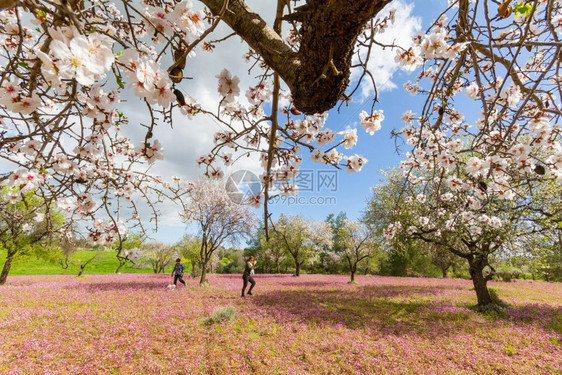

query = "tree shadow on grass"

[
  {"left": 251, "top": 284, "right": 562, "bottom": 338},
  {"left": 217, "top": 274, "right": 292, "bottom": 279},
  {"left": 67, "top": 281, "right": 169, "bottom": 292},
  {"left": 56, "top": 274, "right": 174, "bottom": 292},
  {"left": 278, "top": 280, "right": 354, "bottom": 288}
]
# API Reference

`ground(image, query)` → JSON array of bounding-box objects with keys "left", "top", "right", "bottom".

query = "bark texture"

[
  {"left": 200, "top": 0, "right": 391, "bottom": 114},
  {"left": 0, "top": 0, "right": 16, "bottom": 10},
  {"left": 115, "top": 259, "right": 126, "bottom": 274},
  {"left": 199, "top": 263, "right": 208, "bottom": 285},
  {"left": 468, "top": 256, "right": 493, "bottom": 307},
  {"left": 291, "top": 0, "right": 391, "bottom": 113},
  {"left": 0, "top": 254, "right": 13, "bottom": 285}
]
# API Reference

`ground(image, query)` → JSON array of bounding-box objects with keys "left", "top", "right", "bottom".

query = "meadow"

[
  {"left": 0, "top": 274, "right": 561, "bottom": 374},
  {"left": 0, "top": 249, "right": 168, "bottom": 275}
]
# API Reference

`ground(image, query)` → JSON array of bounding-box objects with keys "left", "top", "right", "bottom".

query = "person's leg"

[
  {"left": 173, "top": 274, "right": 179, "bottom": 285},
  {"left": 179, "top": 275, "right": 186, "bottom": 286},
  {"left": 242, "top": 274, "right": 248, "bottom": 296},
  {"left": 247, "top": 276, "right": 256, "bottom": 295}
]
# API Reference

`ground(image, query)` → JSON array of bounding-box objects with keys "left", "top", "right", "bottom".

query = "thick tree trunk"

[
  {"left": 295, "top": 260, "right": 300, "bottom": 277},
  {"left": 468, "top": 257, "right": 493, "bottom": 307},
  {"left": 350, "top": 269, "right": 356, "bottom": 282},
  {"left": 200, "top": 0, "right": 391, "bottom": 114},
  {"left": 290, "top": 0, "right": 391, "bottom": 113},
  {"left": 199, "top": 261, "right": 208, "bottom": 285},
  {"left": 0, "top": 251, "right": 15, "bottom": 285}
]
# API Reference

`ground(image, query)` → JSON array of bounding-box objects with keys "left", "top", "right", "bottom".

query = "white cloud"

[{"left": 351, "top": 1, "right": 422, "bottom": 98}]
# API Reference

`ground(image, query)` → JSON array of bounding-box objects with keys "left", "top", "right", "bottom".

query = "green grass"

[{"left": 0, "top": 248, "right": 174, "bottom": 275}]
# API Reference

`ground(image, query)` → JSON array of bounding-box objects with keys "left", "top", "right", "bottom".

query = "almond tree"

[
  {"left": 336, "top": 219, "right": 376, "bottom": 283},
  {"left": 384, "top": 0, "right": 562, "bottom": 308},
  {"left": 177, "top": 178, "right": 254, "bottom": 285},
  {"left": 259, "top": 234, "right": 286, "bottom": 274},
  {"left": 143, "top": 242, "right": 178, "bottom": 274},
  {"left": 270, "top": 215, "right": 332, "bottom": 276}
]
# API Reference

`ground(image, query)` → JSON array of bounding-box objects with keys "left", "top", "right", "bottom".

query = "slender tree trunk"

[
  {"left": 0, "top": 250, "right": 15, "bottom": 285},
  {"left": 441, "top": 267, "right": 448, "bottom": 278},
  {"left": 295, "top": 260, "right": 300, "bottom": 276},
  {"left": 468, "top": 257, "right": 493, "bottom": 307},
  {"left": 77, "top": 265, "right": 86, "bottom": 277},
  {"left": 350, "top": 268, "right": 356, "bottom": 282},
  {"left": 115, "top": 259, "right": 126, "bottom": 274}
]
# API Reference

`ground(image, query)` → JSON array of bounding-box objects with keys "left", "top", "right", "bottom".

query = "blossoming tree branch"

[{"left": 0, "top": 0, "right": 384, "bottom": 243}]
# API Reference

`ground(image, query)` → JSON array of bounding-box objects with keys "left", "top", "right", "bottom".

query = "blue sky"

[{"left": 140, "top": 0, "right": 445, "bottom": 244}]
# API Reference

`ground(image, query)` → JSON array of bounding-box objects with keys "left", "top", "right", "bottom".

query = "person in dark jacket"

[
  {"left": 171, "top": 258, "right": 186, "bottom": 287},
  {"left": 241, "top": 256, "right": 256, "bottom": 297}
]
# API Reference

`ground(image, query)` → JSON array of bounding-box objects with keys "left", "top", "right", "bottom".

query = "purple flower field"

[{"left": 1, "top": 274, "right": 561, "bottom": 374}]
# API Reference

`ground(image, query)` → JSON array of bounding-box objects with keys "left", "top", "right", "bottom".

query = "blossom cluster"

[
  {"left": 89, "top": 218, "right": 127, "bottom": 244},
  {"left": 122, "top": 247, "right": 142, "bottom": 261},
  {"left": 194, "top": 70, "right": 381, "bottom": 206}
]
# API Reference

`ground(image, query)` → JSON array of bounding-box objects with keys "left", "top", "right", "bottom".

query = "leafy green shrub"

[
  {"left": 217, "top": 257, "right": 243, "bottom": 274},
  {"left": 496, "top": 266, "right": 523, "bottom": 282},
  {"left": 203, "top": 306, "right": 236, "bottom": 325},
  {"left": 451, "top": 268, "right": 471, "bottom": 279},
  {"left": 379, "top": 243, "right": 440, "bottom": 278}
]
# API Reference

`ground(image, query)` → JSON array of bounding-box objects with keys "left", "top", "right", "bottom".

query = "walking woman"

[
  {"left": 171, "top": 258, "right": 186, "bottom": 287},
  {"left": 241, "top": 256, "right": 256, "bottom": 297}
]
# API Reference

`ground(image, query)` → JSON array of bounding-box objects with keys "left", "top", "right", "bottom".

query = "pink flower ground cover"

[{"left": 0, "top": 274, "right": 561, "bottom": 374}]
